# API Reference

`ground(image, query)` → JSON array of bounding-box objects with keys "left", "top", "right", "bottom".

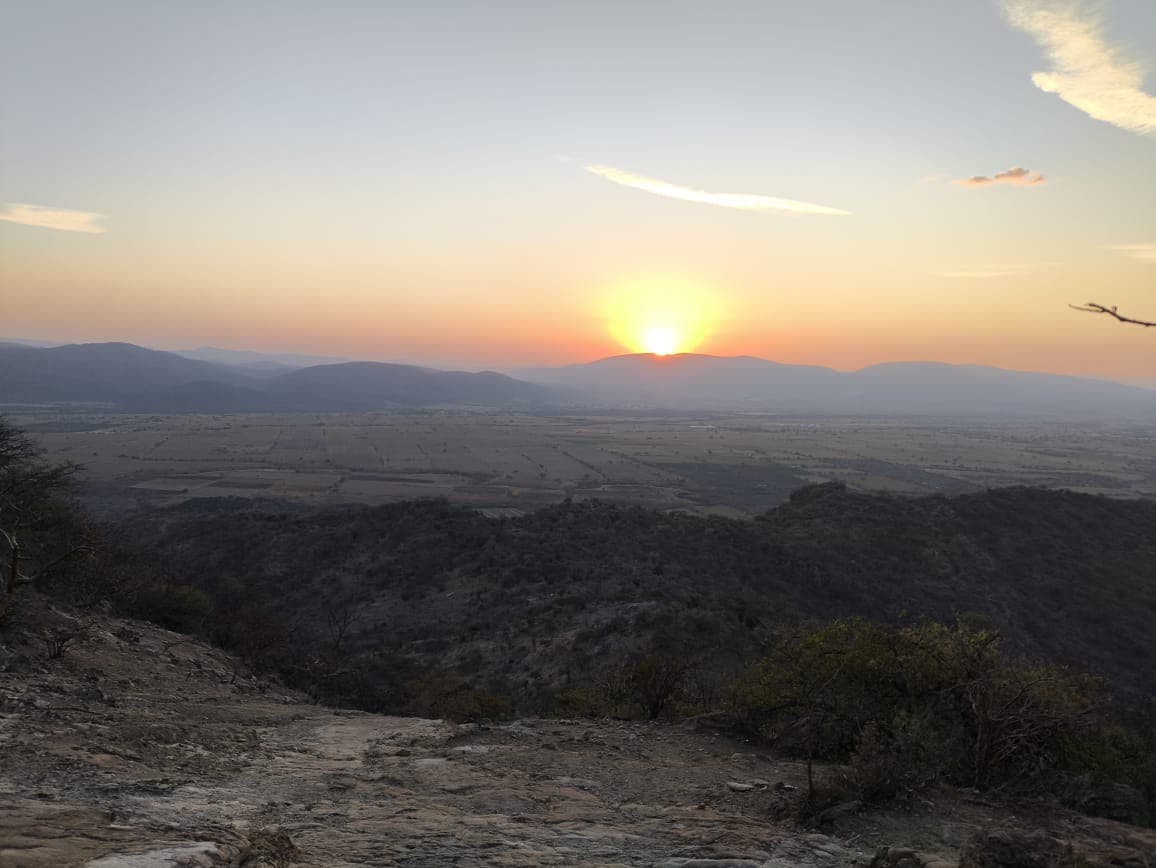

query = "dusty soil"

[{"left": 2, "top": 597, "right": 1153, "bottom": 867}]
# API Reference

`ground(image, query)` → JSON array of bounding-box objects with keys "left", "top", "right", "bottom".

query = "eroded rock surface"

[{"left": 2, "top": 601, "right": 1154, "bottom": 866}]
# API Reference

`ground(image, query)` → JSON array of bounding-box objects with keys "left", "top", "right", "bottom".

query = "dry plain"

[{"left": 10, "top": 409, "right": 1156, "bottom": 516}]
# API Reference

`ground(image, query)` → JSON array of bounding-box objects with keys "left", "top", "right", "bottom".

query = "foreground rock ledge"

[{"left": 1, "top": 603, "right": 1154, "bottom": 866}]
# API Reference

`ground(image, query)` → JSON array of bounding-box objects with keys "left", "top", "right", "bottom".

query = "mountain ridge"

[
  {"left": 0, "top": 342, "right": 551, "bottom": 412},
  {"left": 518, "top": 351, "right": 1156, "bottom": 416},
  {"left": 2, "top": 341, "right": 1154, "bottom": 416}
]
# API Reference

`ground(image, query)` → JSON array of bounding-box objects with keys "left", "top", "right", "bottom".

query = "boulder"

[
  {"left": 1063, "top": 777, "right": 1150, "bottom": 827},
  {"left": 958, "top": 831, "right": 1077, "bottom": 868}
]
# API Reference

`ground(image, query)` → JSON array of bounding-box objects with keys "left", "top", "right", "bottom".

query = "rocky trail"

[{"left": 2, "top": 597, "right": 1154, "bottom": 867}]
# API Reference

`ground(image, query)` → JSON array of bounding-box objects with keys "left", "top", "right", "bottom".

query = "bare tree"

[
  {"left": 627, "top": 655, "right": 690, "bottom": 720},
  {"left": 1071, "top": 302, "right": 1156, "bottom": 328},
  {"left": 324, "top": 603, "right": 359, "bottom": 655}
]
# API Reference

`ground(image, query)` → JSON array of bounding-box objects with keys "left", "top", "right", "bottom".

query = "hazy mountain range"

[
  {"left": 516, "top": 352, "right": 1156, "bottom": 417},
  {"left": 1, "top": 340, "right": 1153, "bottom": 417},
  {"left": 0, "top": 342, "right": 551, "bottom": 412}
]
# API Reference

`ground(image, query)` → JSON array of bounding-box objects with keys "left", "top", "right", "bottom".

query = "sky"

[{"left": 1, "top": 0, "right": 1154, "bottom": 378}]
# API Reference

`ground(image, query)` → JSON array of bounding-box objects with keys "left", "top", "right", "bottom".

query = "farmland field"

[{"left": 11, "top": 409, "right": 1156, "bottom": 516}]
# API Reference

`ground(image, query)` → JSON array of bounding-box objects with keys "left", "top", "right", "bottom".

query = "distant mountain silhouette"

[
  {"left": 4, "top": 343, "right": 1153, "bottom": 416},
  {"left": 0, "top": 342, "right": 552, "bottom": 411},
  {"left": 176, "top": 345, "right": 349, "bottom": 373},
  {"left": 0, "top": 342, "right": 252, "bottom": 406},
  {"left": 518, "top": 352, "right": 1156, "bottom": 417},
  {"left": 269, "top": 362, "right": 554, "bottom": 410}
]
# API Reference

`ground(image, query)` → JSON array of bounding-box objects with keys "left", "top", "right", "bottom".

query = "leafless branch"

[{"left": 1071, "top": 302, "right": 1156, "bottom": 328}]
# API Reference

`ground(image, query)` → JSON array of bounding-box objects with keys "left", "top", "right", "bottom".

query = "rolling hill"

[
  {"left": 519, "top": 352, "right": 1156, "bottom": 416},
  {"left": 0, "top": 342, "right": 553, "bottom": 411}
]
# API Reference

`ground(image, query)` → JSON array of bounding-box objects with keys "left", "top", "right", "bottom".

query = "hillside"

[
  {"left": 0, "top": 341, "right": 252, "bottom": 405},
  {"left": 270, "top": 361, "right": 555, "bottom": 410},
  {"left": 128, "top": 484, "right": 1156, "bottom": 707},
  {"left": 3, "top": 592, "right": 1153, "bottom": 867},
  {"left": 0, "top": 342, "right": 553, "bottom": 412}
]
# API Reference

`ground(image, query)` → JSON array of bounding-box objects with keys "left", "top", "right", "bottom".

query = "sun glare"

[
  {"left": 604, "top": 276, "right": 721, "bottom": 357},
  {"left": 643, "top": 326, "right": 678, "bottom": 355}
]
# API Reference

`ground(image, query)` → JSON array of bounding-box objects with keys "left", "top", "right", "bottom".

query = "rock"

[
  {"left": 681, "top": 712, "right": 745, "bottom": 733},
  {"left": 1063, "top": 777, "right": 1150, "bottom": 827},
  {"left": 550, "top": 776, "right": 601, "bottom": 790},
  {"left": 237, "top": 827, "right": 300, "bottom": 867},
  {"left": 653, "top": 860, "right": 763, "bottom": 867},
  {"left": 813, "top": 799, "right": 861, "bottom": 825},
  {"left": 958, "top": 831, "right": 1077, "bottom": 867},
  {"left": 726, "top": 781, "right": 754, "bottom": 792},
  {"left": 85, "top": 841, "right": 243, "bottom": 867},
  {"left": 871, "top": 847, "right": 921, "bottom": 867},
  {"left": 872, "top": 847, "right": 957, "bottom": 868}
]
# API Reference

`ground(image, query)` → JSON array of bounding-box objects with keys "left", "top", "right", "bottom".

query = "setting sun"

[
  {"left": 643, "top": 327, "right": 678, "bottom": 355},
  {"left": 603, "top": 276, "right": 722, "bottom": 357}
]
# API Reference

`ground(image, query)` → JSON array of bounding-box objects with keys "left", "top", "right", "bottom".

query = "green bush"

[
  {"left": 128, "top": 583, "right": 212, "bottom": 633},
  {"left": 735, "top": 618, "right": 1103, "bottom": 802},
  {"left": 404, "top": 668, "right": 512, "bottom": 722},
  {"left": 553, "top": 684, "right": 613, "bottom": 718},
  {"left": 846, "top": 712, "right": 951, "bottom": 802}
]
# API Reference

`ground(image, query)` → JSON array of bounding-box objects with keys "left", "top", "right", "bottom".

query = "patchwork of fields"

[{"left": 13, "top": 410, "right": 1156, "bottom": 516}]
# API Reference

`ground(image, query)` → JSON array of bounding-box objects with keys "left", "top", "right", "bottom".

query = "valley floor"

[{"left": 2, "top": 601, "right": 1154, "bottom": 867}]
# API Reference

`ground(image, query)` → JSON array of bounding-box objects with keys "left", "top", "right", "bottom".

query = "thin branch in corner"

[{"left": 1070, "top": 303, "right": 1156, "bottom": 328}]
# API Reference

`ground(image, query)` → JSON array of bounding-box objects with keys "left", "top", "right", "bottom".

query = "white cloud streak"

[
  {"left": 1108, "top": 243, "right": 1156, "bottom": 261},
  {"left": 1003, "top": 0, "right": 1156, "bottom": 136},
  {"left": 954, "top": 166, "right": 1047, "bottom": 187},
  {"left": 0, "top": 203, "right": 107, "bottom": 234},
  {"left": 583, "top": 164, "right": 850, "bottom": 216}
]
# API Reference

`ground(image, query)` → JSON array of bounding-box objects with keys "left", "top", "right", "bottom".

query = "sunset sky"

[{"left": 1, "top": 0, "right": 1154, "bottom": 378}]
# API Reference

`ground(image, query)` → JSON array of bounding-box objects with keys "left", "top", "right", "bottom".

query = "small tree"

[
  {"left": 0, "top": 419, "right": 87, "bottom": 619},
  {"left": 627, "top": 654, "right": 690, "bottom": 720}
]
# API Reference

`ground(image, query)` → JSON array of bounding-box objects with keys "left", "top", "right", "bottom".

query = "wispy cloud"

[
  {"left": 954, "top": 167, "right": 1047, "bottom": 187},
  {"left": 582, "top": 164, "right": 850, "bottom": 216},
  {"left": 1003, "top": 0, "right": 1156, "bottom": 137},
  {"left": 0, "top": 203, "right": 107, "bottom": 234},
  {"left": 1107, "top": 243, "right": 1156, "bottom": 262}
]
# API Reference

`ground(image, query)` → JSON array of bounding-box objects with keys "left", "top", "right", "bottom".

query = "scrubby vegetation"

[
  {"left": 0, "top": 418, "right": 209, "bottom": 631},
  {"left": 557, "top": 620, "right": 1156, "bottom": 825},
  {"left": 129, "top": 483, "right": 1156, "bottom": 706}
]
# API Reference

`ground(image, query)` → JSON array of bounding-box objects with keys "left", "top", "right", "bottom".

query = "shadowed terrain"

[{"left": 127, "top": 484, "right": 1156, "bottom": 708}]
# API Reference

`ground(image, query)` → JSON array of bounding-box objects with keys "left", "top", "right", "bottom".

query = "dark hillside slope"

[
  {"left": 130, "top": 485, "right": 1156, "bottom": 705},
  {"left": 0, "top": 341, "right": 556, "bottom": 410},
  {"left": 0, "top": 341, "right": 249, "bottom": 404}
]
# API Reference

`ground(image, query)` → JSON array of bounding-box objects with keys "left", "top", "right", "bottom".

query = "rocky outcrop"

[
  {"left": 2, "top": 597, "right": 1154, "bottom": 867},
  {"left": 957, "top": 831, "right": 1077, "bottom": 867},
  {"left": 956, "top": 829, "right": 1156, "bottom": 868}
]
